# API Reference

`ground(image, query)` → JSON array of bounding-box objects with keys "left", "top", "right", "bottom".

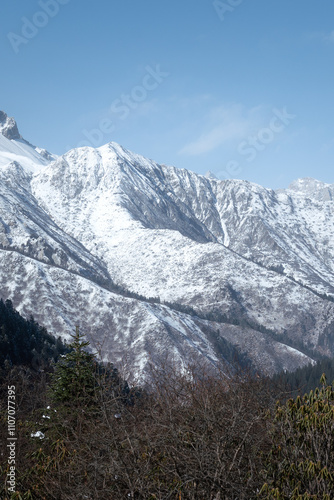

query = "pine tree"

[{"left": 49, "top": 326, "right": 98, "bottom": 407}]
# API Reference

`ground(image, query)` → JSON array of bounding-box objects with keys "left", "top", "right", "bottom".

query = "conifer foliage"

[
  {"left": 0, "top": 298, "right": 68, "bottom": 370},
  {"left": 1, "top": 302, "right": 334, "bottom": 498},
  {"left": 272, "top": 357, "right": 334, "bottom": 398},
  {"left": 49, "top": 326, "right": 98, "bottom": 407}
]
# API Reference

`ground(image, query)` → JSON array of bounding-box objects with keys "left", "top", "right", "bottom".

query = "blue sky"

[{"left": 1, "top": 0, "right": 334, "bottom": 188}]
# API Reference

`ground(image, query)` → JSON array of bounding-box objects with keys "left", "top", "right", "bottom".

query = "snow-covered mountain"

[{"left": 1, "top": 111, "right": 334, "bottom": 378}]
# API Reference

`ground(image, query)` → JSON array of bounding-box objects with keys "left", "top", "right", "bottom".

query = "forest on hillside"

[{"left": 0, "top": 301, "right": 333, "bottom": 499}]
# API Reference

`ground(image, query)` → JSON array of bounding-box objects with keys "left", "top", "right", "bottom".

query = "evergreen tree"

[
  {"left": 0, "top": 298, "right": 68, "bottom": 369},
  {"left": 49, "top": 326, "right": 98, "bottom": 407},
  {"left": 272, "top": 357, "right": 334, "bottom": 398}
]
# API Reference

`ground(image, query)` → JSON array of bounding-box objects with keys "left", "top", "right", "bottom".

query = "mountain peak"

[
  {"left": 204, "top": 170, "right": 218, "bottom": 179},
  {"left": 0, "top": 112, "right": 57, "bottom": 173},
  {"left": 0, "top": 111, "right": 21, "bottom": 140},
  {"left": 287, "top": 177, "right": 333, "bottom": 201},
  {"left": 289, "top": 177, "right": 326, "bottom": 188}
]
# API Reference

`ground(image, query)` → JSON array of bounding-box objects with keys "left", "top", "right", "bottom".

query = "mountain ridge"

[{"left": 0, "top": 110, "right": 333, "bottom": 378}]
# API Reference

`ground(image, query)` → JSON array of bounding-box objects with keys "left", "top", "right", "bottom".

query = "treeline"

[
  {"left": 254, "top": 260, "right": 334, "bottom": 304},
  {"left": 272, "top": 356, "right": 334, "bottom": 398},
  {"left": 0, "top": 299, "right": 68, "bottom": 370},
  {"left": 84, "top": 272, "right": 328, "bottom": 364},
  {"left": 0, "top": 336, "right": 333, "bottom": 499},
  {"left": 155, "top": 300, "right": 322, "bottom": 362},
  {"left": 0, "top": 302, "right": 334, "bottom": 498}
]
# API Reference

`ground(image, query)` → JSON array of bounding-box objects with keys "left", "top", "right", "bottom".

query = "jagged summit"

[
  {"left": 204, "top": 170, "right": 218, "bottom": 179},
  {"left": 288, "top": 177, "right": 329, "bottom": 190},
  {"left": 288, "top": 177, "right": 334, "bottom": 201},
  {"left": 0, "top": 110, "right": 21, "bottom": 140},
  {"left": 0, "top": 111, "right": 56, "bottom": 172}
]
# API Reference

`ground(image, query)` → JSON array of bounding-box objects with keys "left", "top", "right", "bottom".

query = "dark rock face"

[{"left": 0, "top": 111, "right": 21, "bottom": 140}]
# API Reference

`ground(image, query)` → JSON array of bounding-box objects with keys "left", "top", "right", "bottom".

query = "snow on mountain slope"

[
  {"left": 0, "top": 112, "right": 56, "bottom": 173},
  {"left": 1, "top": 111, "right": 333, "bottom": 377},
  {"left": 30, "top": 142, "right": 334, "bottom": 360},
  {"left": 0, "top": 160, "right": 111, "bottom": 285},
  {"left": 32, "top": 142, "right": 334, "bottom": 296},
  {"left": 288, "top": 177, "right": 334, "bottom": 201},
  {"left": 0, "top": 250, "right": 314, "bottom": 378}
]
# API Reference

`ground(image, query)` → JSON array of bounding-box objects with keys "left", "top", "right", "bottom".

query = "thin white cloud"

[
  {"left": 167, "top": 94, "right": 213, "bottom": 111},
  {"left": 325, "top": 30, "right": 334, "bottom": 43},
  {"left": 320, "top": 136, "right": 334, "bottom": 153},
  {"left": 178, "top": 104, "right": 264, "bottom": 156},
  {"left": 307, "top": 30, "right": 334, "bottom": 44}
]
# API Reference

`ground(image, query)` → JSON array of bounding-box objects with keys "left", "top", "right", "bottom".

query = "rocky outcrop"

[{"left": 0, "top": 111, "right": 21, "bottom": 140}]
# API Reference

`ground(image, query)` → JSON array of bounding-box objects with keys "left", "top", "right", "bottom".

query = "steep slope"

[
  {"left": 0, "top": 160, "right": 113, "bottom": 285},
  {"left": 0, "top": 112, "right": 110, "bottom": 283},
  {"left": 31, "top": 143, "right": 334, "bottom": 296},
  {"left": 0, "top": 111, "right": 56, "bottom": 172},
  {"left": 0, "top": 249, "right": 313, "bottom": 379}
]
